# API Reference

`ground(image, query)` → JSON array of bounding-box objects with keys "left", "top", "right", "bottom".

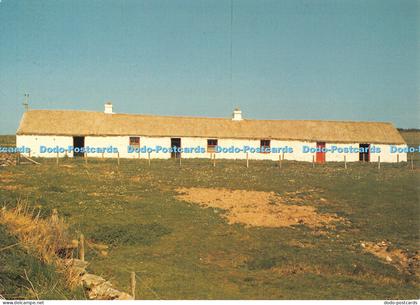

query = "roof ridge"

[{"left": 26, "top": 109, "right": 393, "bottom": 125}]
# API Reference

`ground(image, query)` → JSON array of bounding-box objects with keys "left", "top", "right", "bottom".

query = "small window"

[
  {"left": 129, "top": 137, "right": 140, "bottom": 147},
  {"left": 260, "top": 139, "right": 271, "bottom": 153},
  {"left": 207, "top": 139, "right": 218, "bottom": 153}
]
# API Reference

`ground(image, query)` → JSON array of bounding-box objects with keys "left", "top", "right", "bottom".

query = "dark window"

[
  {"left": 359, "top": 144, "right": 370, "bottom": 162},
  {"left": 260, "top": 139, "right": 271, "bottom": 153},
  {"left": 73, "top": 136, "right": 85, "bottom": 157},
  {"left": 129, "top": 137, "right": 140, "bottom": 147},
  {"left": 207, "top": 139, "right": 218, "bottom": 153},
  {"left": 171, "top": 138, "right": 181, "bottom": 158}
]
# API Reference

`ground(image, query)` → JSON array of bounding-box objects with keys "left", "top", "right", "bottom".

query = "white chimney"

[
  {"left": 232, "top": 108, "right": 243, "bottom": 121},
  {"left": 104, "top": 102, "right": 113, "bottom": 114}
]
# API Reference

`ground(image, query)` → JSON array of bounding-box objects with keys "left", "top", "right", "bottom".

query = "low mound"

[{"left": 361, "top": 241, "right": 420, "bottom": 277}]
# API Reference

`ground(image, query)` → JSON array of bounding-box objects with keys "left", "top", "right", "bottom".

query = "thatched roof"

[{"left": 16, "top": 110, "right": 406, "bottom": 144}]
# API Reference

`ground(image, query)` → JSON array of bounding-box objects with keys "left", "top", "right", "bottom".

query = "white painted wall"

[
  {"left": 16, "top": 135, "right": 407, "bottom": 163},
  {"left": 178, "top": 137, "right": 208, "bottom": 159},
  {"left": 376, "top": 144, "right": 407, "bottom": 163},
  {"left": 84, "top": 136, "right": 172, "bottom": 159},
  {"left": 280, "top": 140, "right": 316, "bottom": 162},
  {"left": 325, "top": 143, "right": 360, "bottom": 162},
  {"left": 16, "top": 135, "right": 73, "bottom": 157}
]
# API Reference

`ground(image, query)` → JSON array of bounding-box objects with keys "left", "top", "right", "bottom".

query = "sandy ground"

[{"left": 176, "top": 187, "right": 343, "bottom": 229}]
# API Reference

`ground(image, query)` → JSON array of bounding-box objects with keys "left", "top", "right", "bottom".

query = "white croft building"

[{"left": 16, "top": 103, "right": 407, "bottom": 163}]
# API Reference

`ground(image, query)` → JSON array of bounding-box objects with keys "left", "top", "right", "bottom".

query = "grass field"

[{"left": 0, "top": 132, "right": 419, "bottom": 299}]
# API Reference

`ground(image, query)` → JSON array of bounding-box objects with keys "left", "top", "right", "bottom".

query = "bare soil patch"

[{"left": 176, "top": 187, "right": 343, "bottom": 229}]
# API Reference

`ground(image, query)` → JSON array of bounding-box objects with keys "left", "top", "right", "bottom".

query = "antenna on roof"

[
  {"left": 23, "top": 94, "right": 29, "bottom": 112},
  {"left": 229, "top": 0, "right": 233, "bottom": 104}
]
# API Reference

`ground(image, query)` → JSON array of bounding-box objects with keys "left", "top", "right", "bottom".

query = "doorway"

[
  {"left": 73, "top": 136, "right": 85, "bottom": 157},
  {"left": 316, "top": 142, "right": 326, "bottom": 163},
  {"left": 171, "top": 138, "right": 181, "bottom": 159},
  {"left": 359, "top": 144, "right": 370, "bottom": 162}
]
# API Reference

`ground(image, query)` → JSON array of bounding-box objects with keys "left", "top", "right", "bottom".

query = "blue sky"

[{"left": 0, "top": 0, "right": 418, "bottom": 133}]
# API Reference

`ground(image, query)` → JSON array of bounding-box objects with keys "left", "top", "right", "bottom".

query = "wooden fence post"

[
  {"left": 397, "top": 154, "right": 399, "bottom": 163},
  {"left": 213, "top": 153, "right": 216, "bottom": 167},
  {"left": 117, "top": 152, "right": 120, "bottom": 166},
  {"left": 51, "top": 209, "right": 58, "bottom": 224},
  {"left": 411, "top": 155, "right": 414, "bottom": 170},
  {"left": 377, "top": 156, "right": 381, "bottom": 170},
  {"left": 148, "top": 152, "right": 151, "bottom": 167},
  {"left": 279, "top": 154, "right": 282, "bottom": 169},
  {"left": 246, "top": 153, "right": 249, "bottom": 168},
  {"left": 179, "top": 154, "right": 182, "bottom": 167},
  {"left": 312, "top": 155, "right": 315, "bottom": 168},
  {"left": 130, "top": 271, "right": 136, "bottom": 299},
  {"left": 56, "top": 151, "right": 59, "bottom": 167},
  {"left": 344, "top": 155, "right": 347, "bottom": 169},
  {"left": 79, "top": 234, "right": 85, "bottom": 261}
]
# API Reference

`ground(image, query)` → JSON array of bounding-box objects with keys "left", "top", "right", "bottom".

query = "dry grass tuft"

[
  {"left": 0, "top": 200, "right": 82, "bottom": 289},
  {"left": 0, "top": 201, "right": 70, "bottom": 264},
  {"left": 0, "top": 185, "right": 21, "bottom": 190}
]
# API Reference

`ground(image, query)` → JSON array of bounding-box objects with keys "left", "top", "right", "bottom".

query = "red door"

[{"left": 316, "top": 142, "right": 326, "bottom": 163}]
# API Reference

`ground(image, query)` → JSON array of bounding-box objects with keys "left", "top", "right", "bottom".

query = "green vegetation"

[
  {"left": 0, "top": 131, "right": 418, "bottom": 299},
  {"left": 91, "top": 223, "right": 172, "bottom": 247}
]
